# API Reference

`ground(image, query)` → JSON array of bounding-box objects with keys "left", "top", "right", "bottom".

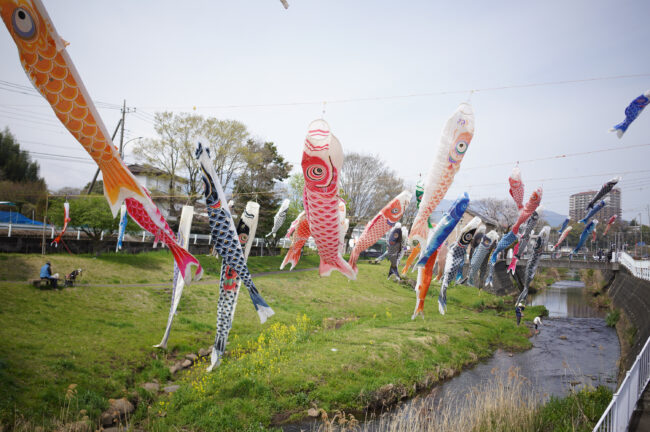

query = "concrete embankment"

[{"left": 606, "top": 266, "right": 650, "bottom": 372}]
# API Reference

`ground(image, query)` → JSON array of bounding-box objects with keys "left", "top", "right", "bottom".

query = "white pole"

[
  {"left": 50, "top": 226, "right": 54, "bottom": 239},
  {"left": 8, "top": 223, "right": 11, "bottom": 237},
  {"left": 77, "top": 229, "right": 80, "bottom": 240},
  {"left": 142, "top": 231, "right": 146, "bottom": 242},
  {"left": 100, "top": 231, "right": 104, "bottom": 241},
  {"left": 193, "top": 234, "right": 197, "bottom": 245}
]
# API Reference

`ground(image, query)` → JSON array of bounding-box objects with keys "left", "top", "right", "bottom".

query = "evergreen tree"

[
  {"left": 0, "top": 128, "right": 42, "bottom": 183},
  {"left": 233, "top": 140, "right": 292, "bottom": 240}
]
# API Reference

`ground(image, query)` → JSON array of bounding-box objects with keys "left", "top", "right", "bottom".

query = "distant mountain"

[{"left": 541, "top": 209, "right": 567, "bottom": 227}]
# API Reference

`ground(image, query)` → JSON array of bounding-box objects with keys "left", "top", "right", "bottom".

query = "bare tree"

[
  {"left": 133, "top": 112, "right": 203, "bottom": 211},
  {"left": 134, "top": 113, "right": 249, "bottom": 208},
  {"left": 202, "top": 118, "right": 249, "bottom": 191},
  {"left": 340, "top": 152, "right": 405, "bottom": 230},
  {"left": 400, "top": 181, "right": 418, "bottom": 227},
  {"left": 472, "top": 198, "right": 519, "bottom": 230},
  {"left": 176, "top": 114, "right": 205, "bottom": 200}
]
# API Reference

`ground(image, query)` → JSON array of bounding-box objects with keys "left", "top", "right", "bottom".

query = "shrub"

[{"left": 605, "top": 309, "right": 620, "bottom": 327}]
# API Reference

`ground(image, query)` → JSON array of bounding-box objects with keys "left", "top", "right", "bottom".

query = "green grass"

[
  {"left": 605, "top": 309, "right": 620, "bottom": 327},
  {"left": 0, "top": 254, "right": 545, "bottom": 431},
  {"left": 537, "top": 385, "right": 613, "bottom": 431}
]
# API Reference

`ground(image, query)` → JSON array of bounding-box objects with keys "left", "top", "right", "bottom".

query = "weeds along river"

[{"left": 283, "top": 279, "right": 620, "bottom": 431}]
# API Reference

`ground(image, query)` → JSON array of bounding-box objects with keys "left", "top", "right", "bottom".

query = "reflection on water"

[{"left": 531, "top": 280, "right": 605, "bottom": 318}]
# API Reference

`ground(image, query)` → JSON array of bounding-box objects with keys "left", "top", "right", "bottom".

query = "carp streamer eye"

[
  {"left": 455, "top": 140, "right": 468, "bottom": 154},
  {"left": 391, "top": 207, "right": 399, "bottom": 214},
  {"left": 12, "top": 8, "right": 36, "bottom": 39},
  {"left": 462, "top": 232, "right": 473, "bottom": 244},
  {"left": 239, "top": 233, "right": 248, "bottom": 244},
  {"left": 306, "top": 164, "right": 326, "bottom": 182}
]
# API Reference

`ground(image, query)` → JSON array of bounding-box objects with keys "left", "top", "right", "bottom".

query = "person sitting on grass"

[
  {"left": 515, "top": 303, "right": 525, "bottom": 326},
  {"left": 40, "top": 261, "right": 59, "bottom": 289}
]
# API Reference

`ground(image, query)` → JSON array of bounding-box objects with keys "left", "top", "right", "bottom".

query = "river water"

[{"left": 282, "top": 279, "right": 620, "bottom": 431}]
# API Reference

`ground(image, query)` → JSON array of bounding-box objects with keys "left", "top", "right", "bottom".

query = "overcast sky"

[{"left": 1, "top": 0, "right": 649, "bottom": 222}]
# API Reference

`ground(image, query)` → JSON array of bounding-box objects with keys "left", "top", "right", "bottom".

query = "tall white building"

[{"left": 569, "top": 188, "right": 621, "bottom": 222}]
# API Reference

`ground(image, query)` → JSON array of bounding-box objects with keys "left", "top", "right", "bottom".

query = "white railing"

[
  {"left": 617, "top": 252, "right": 650, "bottom": 281},
  {"left": 593, "top": 336, "right": 650, "bottom": 431}
]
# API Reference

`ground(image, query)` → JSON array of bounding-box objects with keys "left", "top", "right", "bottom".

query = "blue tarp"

[{"left": 0, "top": 210, "right": 44, "bottom": 225}]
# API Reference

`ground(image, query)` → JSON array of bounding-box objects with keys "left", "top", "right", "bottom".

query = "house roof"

[
  {"left": 465, "top": 206, "right": 500, "bottom": 228},
  {"left": 128, "top": 164, "right": 188, "bottom": 184}
]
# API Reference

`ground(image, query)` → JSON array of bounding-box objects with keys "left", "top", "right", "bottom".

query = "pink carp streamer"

[
  {"left": 553, "top": 226, "right": 573, "bottom": 250},
  {"left": 512, "top": 188, "right": 543, "bottom": 235},
  {"left": 301, "top": 119, "right": 356, "bottom": 280},
  {"left": 409, "top": 103, "right": 475, "bottom": 247},
  {"left": 508, "top": 166, "right": 524, "bottom": 210},
  {"left": 603, "top": 215, "right": 618, "bottom": 235},
  {"left": 280, "top": 211, "right": 311, "bottom": 271},
  {"left": 348, "top": 191, "right": 411, "bottom": 272},
  {"left": 126, "top": 189, "right": 203, "bottom": 284}
]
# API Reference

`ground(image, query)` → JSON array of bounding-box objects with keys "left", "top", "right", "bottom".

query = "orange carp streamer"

[
  {"left": 0, "top": 0, "right": 201, "bottom": 282},
  {"left": 412, "top": 250, "right": 437, "bottom": 319},
  {"left": 401, "top": 244, "right": 421, "bottom": 275}
]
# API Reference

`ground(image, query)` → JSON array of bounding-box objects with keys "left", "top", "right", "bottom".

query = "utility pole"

[
  {"left": 86, "top": 100, "right": 136, "bottom": 194},
  {"left": 41, "top": 193, "right": 48, "bottom": 255},
  {"left": 118, "top": 100, "right": 134, "bottom": 157},
  {"left": 86, "top": 118, "right": 122, "bottom": 194}
]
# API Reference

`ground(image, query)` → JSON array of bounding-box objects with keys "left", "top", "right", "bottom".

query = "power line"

[
  {"left": 18, "top": 138, "right": 82, "bottom": 151},
  {"left": 457, "top": 168, "right": 650, "bottom": 189},
  {"left": 135, "top": 72, "right": 650, "bottom": 110},
  {"left": 0, "top": 112, "right": 63, "bottom": 128},
  {"left": 464, "top": 143, "right": 650, "bottom": 170},
  {"left": 0, "top": 106, "right": 60, "bottom": 122}
]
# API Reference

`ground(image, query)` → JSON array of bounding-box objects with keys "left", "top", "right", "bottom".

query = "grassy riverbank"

[
  {"left": 0, "top": 252, "right": 544, "bottom": 431},
  {"left": 528, "top": 266, "right": 569, "bottom": 293},
  {"left": 0, "top": 250, "right": 321, "bottom": 284},
  {"left": 314, "top": 369, "right": 612, "bottom": 432}
]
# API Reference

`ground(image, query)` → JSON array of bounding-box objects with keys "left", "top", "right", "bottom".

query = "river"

[{"left": 282, "top": 279, "right": 620, "bottom": 431}]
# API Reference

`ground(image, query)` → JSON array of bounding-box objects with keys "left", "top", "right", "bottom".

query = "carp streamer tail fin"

[
  {"left": 319, "top": 257, "right": 357, "bottom": 280},
  {"left": 507, "top": 257, "right": 519, "bottom": 275},
  {"left": 280, "top": 245, "right": 302, "bottom": 270},
  {"left": 207, "top": 346, "right": 222, "bottom": 372},
  {"left": 168, "top": 242, "right": 203, "bottom": 284},
  {"left": 438, "top": 294, "right": 447, "bottom": 315},
  {"left": 348, "top": 251, "right": 360, "bottom": 272},
  {"left": 246, "top": 288, "right": 275, "bottom": 324},
  {"left": 100, "top": 161, "right": 146, "bottom": 217}
]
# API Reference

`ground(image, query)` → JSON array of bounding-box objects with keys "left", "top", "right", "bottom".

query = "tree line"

[{"left": 1, "top": 114, "right": 411, "bottom": 248}]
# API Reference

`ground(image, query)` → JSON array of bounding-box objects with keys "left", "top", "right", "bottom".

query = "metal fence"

[
  {"left": 593, "top": 336, "right": 650, "bottom": 431},
  {"left": 617, "top": 252, "right": 650, "bottom": 281}
]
